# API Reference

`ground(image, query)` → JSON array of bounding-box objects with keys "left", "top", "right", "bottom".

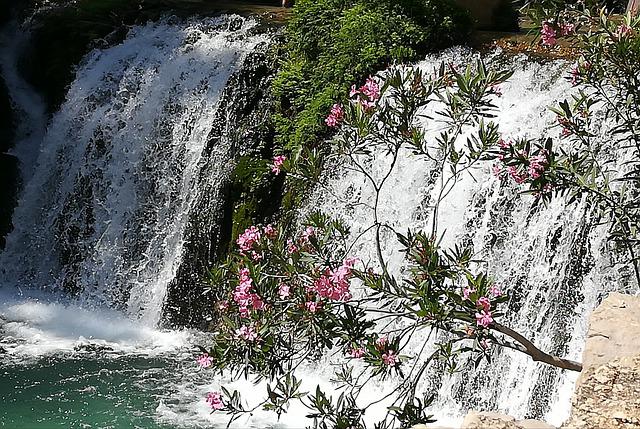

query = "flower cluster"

[
  {"left": 350, "top": 76, "right": 381, "bottom": 110},
  {"left": 197, "top": 353, "right": 213, "bottom": 368},
  {"left": 541, "top": 21, "right": 574, "bottom": 47},
  {"left": 492, "top": 139, "right": 549, "bottom": 185},
  {"left": 461, "top": 284, "right": 504, "bottom": 329},
  {"left": 325, "top": 103, "right": 344, "bottom": 127},
  {"left": 237, "top": 226, "right": 261, "bottom": 253},
  {"left": 236, "top": 324, "right": 259, "bottom": 342},
  {"left": 541, "top": 21, "right": 557, "bottom": 46},
  {"left": 271, "top": 155, "right": 287, "bottom": 175},
  {"left": 206, "top": 392, "right": 225, "bottom": 410},
  {"left": 233, "top": 267, "right": 265, "bottom": 318},
  {"left": 311, "top": 257, "right": 358, "bottom": 301}
]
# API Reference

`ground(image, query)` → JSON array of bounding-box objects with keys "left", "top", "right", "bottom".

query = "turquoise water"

[{"left": 0, "top": 354, "right": 201, "bottom": 428}]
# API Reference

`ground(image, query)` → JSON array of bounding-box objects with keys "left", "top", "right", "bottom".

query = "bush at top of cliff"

[{"left": 272, "top": 0, "right": 472, "bottom": 151}]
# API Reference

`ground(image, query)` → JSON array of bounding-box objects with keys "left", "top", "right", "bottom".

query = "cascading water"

[
  {"left": 1, "top": 10, "right": 636, "bottom": 428},
  {"left": 0, "top": 15, "right": 270, "bottom": 326},
  {"left": 308, "top": 49, "right": 638, "bottom": 426}
]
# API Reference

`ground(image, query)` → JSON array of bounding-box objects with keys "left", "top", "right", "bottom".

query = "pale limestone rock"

[
  {"left": 563, "top": 355, "right": 640, "bottom": 429},
  {"left": 581, "top": 292, "right": 640, "bottom": 371},
  {"left": 461, "top": 411, "right": 554, "bottom": 429}
]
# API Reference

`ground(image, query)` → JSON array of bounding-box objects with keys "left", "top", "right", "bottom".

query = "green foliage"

[
  {"left": 272, "top": 0, "right": 472, "bottom": 152},
  {"left": 198, "top": 64, "right": 586, "bottom": 428},
  {"left": 227, "top": 157, "right": 284, "bottom": 254}
]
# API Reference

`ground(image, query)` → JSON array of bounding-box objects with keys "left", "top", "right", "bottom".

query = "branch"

[{"left": 491, "top": 321, "right": 583, "bottom": 372}]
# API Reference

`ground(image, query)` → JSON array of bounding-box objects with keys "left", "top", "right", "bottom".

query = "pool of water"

[
  {"left": 1, "top": 354, "right": 198, "bottom": 428},
  {"left": 0, "top": 292, "right": 328, "bottom": 428}
]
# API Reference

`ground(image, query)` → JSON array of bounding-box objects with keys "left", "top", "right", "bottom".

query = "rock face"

[
  {"left": 563, "top": 355, "right": 640, "bottom": 429},
  {"left": 461, "top": 411, "right": 554, "bottom": 429},
  {"left": 561, "top": 293, "right": 640, "bottom": 429},
  {"left": 579, "top": 293, "right": 640, "bottom": 370}
]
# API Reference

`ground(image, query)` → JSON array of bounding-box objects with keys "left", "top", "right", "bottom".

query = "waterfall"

[
  {"left": 0, "top": 11, "right": 636, "bottom": 427},
  {"left": 0, "top": 15, "right": 271, "bottom": 327},
  {"left": 308, "top": 49, "right": 637, "bottom": 425}
]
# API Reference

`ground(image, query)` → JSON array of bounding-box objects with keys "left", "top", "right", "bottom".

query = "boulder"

[
  {"left": 580, "top": 292, "right": 640, "bottom": 371},
  {"left": 561, "top": 292, "right": 640, "bottom": 428},
  {"left": 563, "top": 355, "right": 640, "bottom": 429}
]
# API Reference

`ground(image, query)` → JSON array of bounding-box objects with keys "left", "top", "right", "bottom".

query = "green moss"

[{"left": 227, "top": 156, "right": 285, "bottom": 252}]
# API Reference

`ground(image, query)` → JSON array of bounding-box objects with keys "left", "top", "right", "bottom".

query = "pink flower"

[
  {"left": 278, "top": 283, "right": 291, "bottom": 299},
  {"left": 375, "top": 335, "right": 388, "bottom": 350},
  {"left": 490, "top": 84, "right": 502, "bottom": 97},
  {"left": 325, "top": 103, "right": 344, "bottom": 127},
  {"left": 498, "top": 138, "right": 511, "bottom": 149},
  {"left": 217, "top": 300, "right": 229, "bottom": 311},
  {"left": 301, "top": 225, "right": 316, "bottom": 241},
  {"left": 475, "top": 310, "right": 493, "bottom": 328},
  {"left": 236, "top": 325, "right": 258, "bottom": 342},
  {"left": 476, "top": 296, "right": 491, "bottom": 312},
  {"left": 507, "top": 166, "right": 527, "bottom": 184},
  {"left": 287, "top": 239, "right": 299, "bottom": 254},
  {"left": 492, "top": 164, "right": 503, "bottom": 178},
  {"left": 349, "top": 347, "right": 365, "bottom": 358},
  {"left": 238, "top": 306, "right": 250, "bottom": 318},
  {"left": 527, "top": 152, "right": 547, "bottom": 180},
  {"left": 206, "top": 391, "right": 225, "bottom": 410},
  {"left": 382, "top": 350, "right": 398, "bottom": 366},
  {"left": 271, "top": 155, "right": 287, "bottom": 175},
  {"left": 541, "top": 21, "right": 557, "bottom": 47},
  {"left": 250, "top": 251, "right": 263, "bottom": 261},
  {"left": 237, "top": 226, "right": 261, "bottom": 252},
  {"left": 342, "top": 257, "right": 359, "bottom": 268},
  {"left": 350, "top": 77, "right": 380, "bottom": 110},
  {"left": 462, "top": 287, "right": 476, "bottom": 300},
  {"left": 250, "top": 293, "right": 265, "bottom": 311},
  {"left": 480, "top": 338, "right": 491, "bottom": 349},
  {"left": 361, "top": 77, "right": 380, "bottom": 101},
  {"left": 305, "top": 301, "right": 319, "bottom": 313},
  {"left": 560, "top": 23, "right": 575, "bottom": 36},
  {"left": 263, "top": 224, "right": 276, "bottom": 239},
  {"left": 489, "top": 284, "right": 502, "bottom": 297},
  {"left": 197, "top": 353, "right": 213, "bottom": 368}
]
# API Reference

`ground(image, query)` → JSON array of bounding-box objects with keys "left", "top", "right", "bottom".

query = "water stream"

[{"left": 0, "top": 14, "right": 636, "bottom": 429}]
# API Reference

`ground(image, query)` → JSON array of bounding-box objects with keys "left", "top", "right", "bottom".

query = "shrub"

[{"left": 272, "top": 0, "right": 472, "bottom": 152}]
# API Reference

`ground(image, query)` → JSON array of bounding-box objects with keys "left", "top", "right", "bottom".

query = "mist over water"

[{"left": 0, "top": 13, "right": 636, "bottom": 429}]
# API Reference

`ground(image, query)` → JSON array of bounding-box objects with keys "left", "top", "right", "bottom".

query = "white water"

[
  {"left": 0, "top": 15, "right": 636, "bottom": 428},
  {"left": 309, "top": 48, "right": 637, "bottom": 426},
  {"left": 0, "top": 16, "right": 269, "bottom": 325}
]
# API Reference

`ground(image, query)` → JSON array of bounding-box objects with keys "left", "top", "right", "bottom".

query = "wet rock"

[{"left": 73, "top": 343, "right": 114, "bottom": 353}]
